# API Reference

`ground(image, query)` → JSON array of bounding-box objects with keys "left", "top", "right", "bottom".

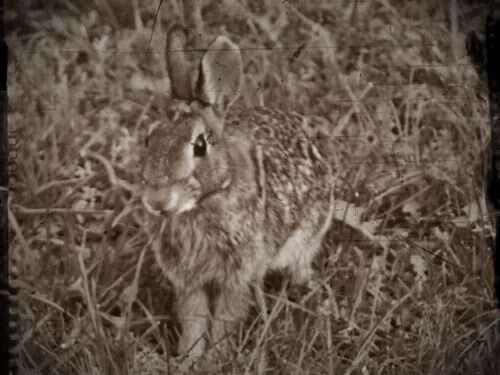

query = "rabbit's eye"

[{"left": 193, "top": 134, "right": 207, "bottom": 157}]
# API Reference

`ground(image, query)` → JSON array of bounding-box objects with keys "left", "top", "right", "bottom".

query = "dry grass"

[{"left": 6, "top": 0, "right": 499, "bottom": 374}]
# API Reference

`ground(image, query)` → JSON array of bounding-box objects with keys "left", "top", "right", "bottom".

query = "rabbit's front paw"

[
  {"left": 168, "top": 356, "right": 199, "bottom": 374},
  {"left": 288, "top": 271, "right": 323, "bottom": 333},
  {"left": 171, "top": 351, "right": 222, "bottom": 374}
]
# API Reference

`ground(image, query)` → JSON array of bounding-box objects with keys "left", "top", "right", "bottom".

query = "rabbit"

[{"left": 141, "top": 24, "right": 336, "bottom": 362}]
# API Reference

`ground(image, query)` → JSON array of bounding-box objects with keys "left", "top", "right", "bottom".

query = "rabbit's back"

[{"left": 224, "top": 107, "right": 334, "bottom": 251}]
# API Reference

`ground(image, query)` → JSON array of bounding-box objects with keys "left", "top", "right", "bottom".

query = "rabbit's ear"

[
  {"left": 166, "top": 24, "right": 201, "bottom": 100},
  {"left": 196, "top": 35, "right": 243, "bottom": 117}
]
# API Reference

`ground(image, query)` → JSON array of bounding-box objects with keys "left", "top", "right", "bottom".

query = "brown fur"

[{"left": 141, "top": 26, "right": 335, "bottom": 362}]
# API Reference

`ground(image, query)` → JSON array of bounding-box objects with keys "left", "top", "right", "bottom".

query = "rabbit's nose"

[{"left": 142, "top": 193, "right": 165, "bottom": 216}]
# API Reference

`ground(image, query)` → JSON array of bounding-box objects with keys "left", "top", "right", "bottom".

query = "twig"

[{"left": 12, "top": 204, "right": 113, "bottom": 216}]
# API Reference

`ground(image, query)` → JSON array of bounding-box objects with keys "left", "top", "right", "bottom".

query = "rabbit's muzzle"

[{"left": 142, "top": 177, "right": 202, "bottom": 216}]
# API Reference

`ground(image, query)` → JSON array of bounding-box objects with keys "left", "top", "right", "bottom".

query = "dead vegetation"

[{"left": 6, "top": 0, "right": 499, "bottom": 374}]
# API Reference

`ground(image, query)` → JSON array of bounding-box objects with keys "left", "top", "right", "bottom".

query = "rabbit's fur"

[{"left": 141, "top": 25, "right": 335, "bottom": 360}]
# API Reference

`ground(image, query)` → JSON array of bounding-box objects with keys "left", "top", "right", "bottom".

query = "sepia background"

[{"left": 6, "top": 0, "right": 499, "bottom": 374}]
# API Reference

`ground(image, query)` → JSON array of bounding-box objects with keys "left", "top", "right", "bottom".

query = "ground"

[{"left": 6, "top": 0, "right": 499, "bottom": 374}]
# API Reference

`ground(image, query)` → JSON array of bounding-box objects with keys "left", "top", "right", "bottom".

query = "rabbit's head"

[{"left": 141, "top": 25, "right": 244, "bottom": 215}]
